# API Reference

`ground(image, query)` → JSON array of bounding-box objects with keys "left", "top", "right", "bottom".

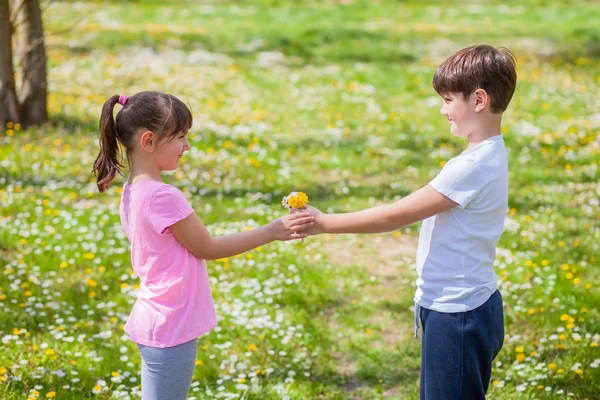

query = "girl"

[{"left": 92, "top": 91, "right": 314, "bottom": 400}]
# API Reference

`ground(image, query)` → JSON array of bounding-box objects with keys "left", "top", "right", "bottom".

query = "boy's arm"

[{"left": 315, "top": 185, "right": 458, "bottom": 234}]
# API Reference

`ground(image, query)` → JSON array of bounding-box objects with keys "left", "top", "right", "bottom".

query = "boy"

[{"left": 304, "top": 45, "right": 517, "bottom": 399}]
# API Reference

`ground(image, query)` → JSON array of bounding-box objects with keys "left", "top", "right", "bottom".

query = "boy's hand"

[
  {"left": 268, "top": 211, "right": 314, "bottom": 241},
  {"left": 291, "top": 206, "right": 325, "bottom": 235}
]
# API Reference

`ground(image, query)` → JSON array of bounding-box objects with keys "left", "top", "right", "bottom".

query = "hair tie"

[{"left": 118, "top": 94, "right": 129, "bottom": 106}]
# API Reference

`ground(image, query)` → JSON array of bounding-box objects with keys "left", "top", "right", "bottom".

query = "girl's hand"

[{"left": 268, "top": 211, "right": 315, "bottom": 241}]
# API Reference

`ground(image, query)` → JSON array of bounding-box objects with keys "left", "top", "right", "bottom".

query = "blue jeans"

[
  {"left": 137, "top": 338, "right": 197, "bottom": 400},
  {"left": 419, "top": 290, "right": 504, "bottom": 400}
]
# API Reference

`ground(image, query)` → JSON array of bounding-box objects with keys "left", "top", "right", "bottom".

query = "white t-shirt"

[{"left": 414, "top": 135, "right": 508, "bottom": 313}]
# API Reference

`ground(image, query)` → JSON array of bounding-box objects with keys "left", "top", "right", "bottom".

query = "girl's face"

[{"left": 155, "top": 132, "right": 190, "bottom": 171}]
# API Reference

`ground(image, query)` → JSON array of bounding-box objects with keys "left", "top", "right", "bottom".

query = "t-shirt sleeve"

[
  {"left": 148, "top": 185, "right": 194, "bottom": 235},
  {"left": 429, "top": 156, "right": 485, "bottom": 208}
]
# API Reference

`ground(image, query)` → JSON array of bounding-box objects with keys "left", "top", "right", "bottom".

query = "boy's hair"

[
  {"left": 93, "top": 91, "right": 193, "bottom": 192},
  {"left": 433, "top": 45, "right": 517, "bottom": 113}
]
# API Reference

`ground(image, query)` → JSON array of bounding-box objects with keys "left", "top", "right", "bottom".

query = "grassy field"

[{"left": 1, "top": 0, "right": 599, "bottom": 398}]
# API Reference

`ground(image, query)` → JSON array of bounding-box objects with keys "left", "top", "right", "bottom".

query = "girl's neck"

[
  {"left": 127, "top": 172, "right": 161, "bottom": 185},
  {"left": 127, "top": 154, "right": 163, "bottom": 185}
]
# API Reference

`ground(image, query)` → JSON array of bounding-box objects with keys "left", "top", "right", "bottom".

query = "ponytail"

[{"left": 93, "top": 95, "right": 123, "bottom": 192}]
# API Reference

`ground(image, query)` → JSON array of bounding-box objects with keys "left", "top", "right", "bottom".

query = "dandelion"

[{"left": 281, "top": 192, "right": 309, "bottom": 210}]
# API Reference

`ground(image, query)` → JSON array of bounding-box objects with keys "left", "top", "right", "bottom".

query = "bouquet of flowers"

[
  {"left": 281, "top": 191, "right": 309, "bottom": 210},
  {"left": 281, "top": 191, "right": 309, "bottom": 242}
]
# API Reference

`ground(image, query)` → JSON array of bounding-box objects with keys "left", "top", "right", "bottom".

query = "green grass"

[{"left": 1, "top": 0, "right": 599, "bottom": 398}]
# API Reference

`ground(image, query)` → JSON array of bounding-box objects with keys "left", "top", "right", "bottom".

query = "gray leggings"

[{"left": 137, "top": 338, "right": 197, "bottom": 400}]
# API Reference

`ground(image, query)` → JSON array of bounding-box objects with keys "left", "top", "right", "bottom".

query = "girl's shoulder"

[
  {"left": 124, "top": 180, "right": 178, "bottom": 192},
  {"left": 124, "top": 181, "right": 187, "bottom": 203}
]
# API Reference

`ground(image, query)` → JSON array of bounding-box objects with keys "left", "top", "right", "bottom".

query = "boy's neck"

[{"left": 466, "top": 113, "right": 503, "bottom": 150}]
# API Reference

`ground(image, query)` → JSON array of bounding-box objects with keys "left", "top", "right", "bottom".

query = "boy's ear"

[
  {"left": 473, "top": 89, "right": 489, "bottom": 112},
  {"left": 139, "top": 131, "right": 156, "bottom": 152}
]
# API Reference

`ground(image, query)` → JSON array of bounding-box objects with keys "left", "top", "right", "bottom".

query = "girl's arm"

[
  {"left": 170, "top": 212, "right": 314, "bottom": 260},
  {"left": 309, "top": 185, "right": 458, "bottom": 234}
]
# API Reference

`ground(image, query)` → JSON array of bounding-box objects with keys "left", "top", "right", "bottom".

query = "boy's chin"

[{"left": 450, "top": 128, "right": 468, "bottom": 138}]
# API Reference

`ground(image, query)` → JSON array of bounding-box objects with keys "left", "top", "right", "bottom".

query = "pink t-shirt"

[{"left": 119, "top": 181, "right": 217, "bottom": 348}]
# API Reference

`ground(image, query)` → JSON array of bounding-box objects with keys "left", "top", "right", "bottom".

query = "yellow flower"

[
  {"left": 46, "top": 391, "right": 56, "bottom": 398},
  {"left": 515, "top": 346, "right": 524, "bottom": 353},
  {"left": 86, "top": 278, "right": 98, "bottom": 287},
  {"left": 516, "top": 353, "right": 525, "bottom": 362},
  {"left": 282, "top": 191, "right": 309, "bottom": 209},
  {"left": 548, "top": 363, "right": 557, "bottom": 370}
]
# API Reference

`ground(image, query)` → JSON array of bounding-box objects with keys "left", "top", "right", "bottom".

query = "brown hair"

[
  {"left": 92, "top": 91, "right": 193, "bottom": 192},
  {"left": 432, "top": 45, "right": 517, "bottom": 113}
]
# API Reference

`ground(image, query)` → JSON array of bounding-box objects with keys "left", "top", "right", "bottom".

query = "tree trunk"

[
  {"left": 0, "top": 0, "right": 21, "bottom": 127},
  {"left": 14, "top": 0, "right": 47, "bottom": 126}
]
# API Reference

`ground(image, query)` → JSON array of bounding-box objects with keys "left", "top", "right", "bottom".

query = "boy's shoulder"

[{"left": 451, "top": 136, "right": 506, "bottom": 168}]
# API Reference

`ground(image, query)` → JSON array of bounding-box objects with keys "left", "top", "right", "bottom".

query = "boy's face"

[{"left": 439, "top": 92, "right": 478, "bottom": 138}]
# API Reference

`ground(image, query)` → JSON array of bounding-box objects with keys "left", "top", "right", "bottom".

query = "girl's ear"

[
  {"left": 139, "top": 131, "right": 156, "bottom": 152},
  {"left": 473, "top": 89, "right": 489, "bottom": 113}
]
